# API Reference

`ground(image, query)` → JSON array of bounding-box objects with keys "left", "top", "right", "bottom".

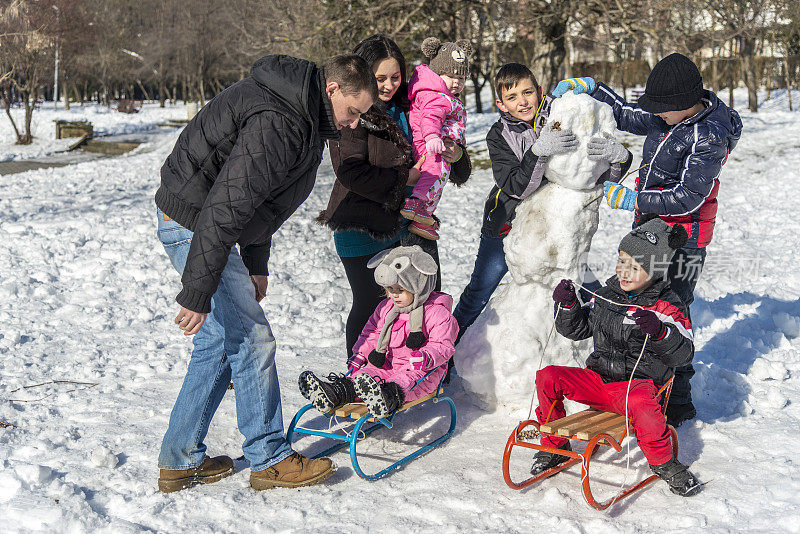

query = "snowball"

[
  {"left": 91, "top": 446, "right": 119, "bottom": 468},
  {"left": 543, "top": 93, "right": 617, "bottom": 190}
]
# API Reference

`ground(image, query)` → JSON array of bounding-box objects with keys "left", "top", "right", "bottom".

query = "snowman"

[{"left": 455, "top": 93, "right": 619, "bottom": 412}]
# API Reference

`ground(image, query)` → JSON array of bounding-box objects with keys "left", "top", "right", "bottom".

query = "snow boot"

[
  {"left": 665, "top": 402, "right": 696, "bottom": 428},
  {"left": 530, "top": 442, "right": 572, "bottom": 477},
  {"left": 353, "top": 373, "right": 405, "bottom": 418},
  {"left": 400, "top": 197, "right": 436, "bottom": 226},
  {"left": 650, "top": 457, "right": 702, "bottom": 496},
  {"left": 250, "top": 452, "right": 335, "bottom": 490},
  {"left": 299, "top": 372, "right": 356, "bottom": 413},
  {"left": 158, "top": 455, "right": 234, "bottom": 493},
  {"left": 409, "top": 220, "right": 439, "bottom": 240}
]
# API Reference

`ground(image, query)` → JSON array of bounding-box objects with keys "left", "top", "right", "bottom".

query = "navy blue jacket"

[{"left": 592, "top": 83, "right": 742, "bottom": 248}]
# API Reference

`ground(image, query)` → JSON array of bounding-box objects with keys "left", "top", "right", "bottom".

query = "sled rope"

[{"left": 525, "top": 306, "right": 561, "bottom": 422}]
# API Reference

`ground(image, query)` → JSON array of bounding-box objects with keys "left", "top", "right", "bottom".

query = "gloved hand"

[
  {"left": 588, "top": 133, "right": 629, "bottom": 164},
  {"left": 604, "top": 181, "right": 637, "bottom": 211},
  {"left": 632, "top": 309, "right": 665, "bottom": 337},
  {"left": 409, "top": 350, "right": 430, "bottom": 371},
  {"left": 367, "top": 349, "right": 386, "bottom": 368},
  {"left": 552, "top": 279, "right": 577, "bottom": 307},
  {"left": 552, "top": 77, "right": 596, "bottom": 97},
  {"left": 347, "top": 352, "right": 368, "bottom": 372},
  {"left": 425, "top": 136, "right": 445, "bottom": 155},
  {"left": 532, "top": 128, "right": 578, "bottom": 157}
]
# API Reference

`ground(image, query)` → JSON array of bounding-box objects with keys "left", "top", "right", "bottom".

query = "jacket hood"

[
  {"left": 684, "top": 90, "right": 743, "bottom": 150},
  {"left": 408, "top": 64, "right": 452, "bottom": 100},
  {"left": 424, "top": 291, "right": 454, "bottom": 311},
  {"left": 250, "top": 55, "right": 339, "bottom": 139}
]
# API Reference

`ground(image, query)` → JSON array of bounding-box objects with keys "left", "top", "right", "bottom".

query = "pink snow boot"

[
  {"left": 400, "top": 197, "right": 436, "bottom": 226},
  {"left": 409, "top": 220, "right": 439, "bottom": 240}
]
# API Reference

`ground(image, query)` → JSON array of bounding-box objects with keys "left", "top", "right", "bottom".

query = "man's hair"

[
  {"left": 323, "top": 54, "right": 379, "bottom": 101},
  {"left": 494, "top": 63, "right": 540, "bottom": 100}
]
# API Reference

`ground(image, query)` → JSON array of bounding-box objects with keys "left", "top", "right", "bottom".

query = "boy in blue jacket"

[
  {"left": 453, "top": 63, "right": 632, "bottom": 344},
  {"left": 552, "top": 53, "right": 743, "bottom": 427}
]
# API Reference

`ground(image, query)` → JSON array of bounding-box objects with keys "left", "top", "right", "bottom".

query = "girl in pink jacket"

[
  {"left": 299, "top": 246, "right": 459, "bottom": 418},
  {"left": 401, "top": 37, "right": 471, "bottom": 240}
]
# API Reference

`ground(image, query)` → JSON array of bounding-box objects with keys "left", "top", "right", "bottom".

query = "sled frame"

[
  {"left": 502, "top": 378, "right": 677, "bottom": 510},
  {"left": 286, "top": 366, "right": 456, "bottom": 480}
]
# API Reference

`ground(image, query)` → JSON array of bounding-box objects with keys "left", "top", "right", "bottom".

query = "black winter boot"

[
  {"left": 650, "top": 458, "right": 702, "bottom": 496},
  {"left": 530, "top": 442, "right": 572, "bottom": 477},
  {"left": 299, "top": 372, "right": 356, "bottom": 413},
  {"left": 665, "top": 402, "right": 697, "bottom": 428},
  {"left": 353, "top": 374, "right": 405, "bottom": 418}
]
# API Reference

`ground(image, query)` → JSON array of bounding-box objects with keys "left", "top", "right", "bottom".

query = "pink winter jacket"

[
  {"left": 351, "top": 291, "right": 459, "bottom": 401},
  {"left": 408, "top": 65, "right": 467, "bottom": 158}
]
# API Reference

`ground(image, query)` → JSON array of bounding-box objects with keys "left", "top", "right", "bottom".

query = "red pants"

[{"left": 535, "top": 366, "right": 672, "bottom": 465}]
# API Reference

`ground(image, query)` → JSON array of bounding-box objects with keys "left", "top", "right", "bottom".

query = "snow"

[
  {"left": 0, "top": 87, "right": 799, "bottom": 532},
  {"left": 544, "top": 93, "right": 616, "bottom": 188}
]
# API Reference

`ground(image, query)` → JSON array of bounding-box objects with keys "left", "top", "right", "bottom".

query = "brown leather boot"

[
  {"left": 158, "top": 455, "right": 235, "bottom": 493},
  {"left": 250, "top": 452, "right": 334, "bottom": 490}
]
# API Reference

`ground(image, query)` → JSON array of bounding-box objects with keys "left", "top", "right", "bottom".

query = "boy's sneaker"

[
  {"left": 650, "top": 457, "right": 702, "bottom": 496},
  {"left": 400, "top": 198, "right": 436, "bottom": 226},
  {"left": 250, "top": 452, "right": 335, "bottom": 490},
  {"left": 530, "top": 442, "right": 573, "bottom": 477},
  {"left": 300, "top": 371, "right": 356, "bottom": 413},
  {"left": 409, "top": 220, "right": 439, "bottom": 240},
  {"left": 665, "top": 402, "right": 696, "bottom": 428},
  {"left": 158, "top": 455, "right": 235, "bottom": 493},
  {"left": 353, "top": 373, "right": 405, "bottom": 418}
]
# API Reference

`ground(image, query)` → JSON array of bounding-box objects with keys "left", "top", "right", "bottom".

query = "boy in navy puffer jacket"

[
  {"left": 532, "top": 218, "right": 702, "bottom": 497},
  {"left": 552, "top": 53, "right": 743, "bottom": 427}
]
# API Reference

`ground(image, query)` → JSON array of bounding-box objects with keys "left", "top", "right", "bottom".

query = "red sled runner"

[{"left": 502, "top": 377, "right": 677, "bottom": 510}]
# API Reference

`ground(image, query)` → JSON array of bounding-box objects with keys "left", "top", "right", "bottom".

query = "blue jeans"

[
  {"left": 156, "top": 208, "right": 293, "bottom": 471},
  {"left": 453, "top": 234, "right": 508, "bottom": 343},
  {"left": 666, "top": 246, "right": 707, "bottom": 406}
]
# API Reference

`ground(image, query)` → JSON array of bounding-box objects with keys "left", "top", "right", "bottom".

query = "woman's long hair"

[{"left": 353, "top": 34, "right": 410, "bottom": 112}]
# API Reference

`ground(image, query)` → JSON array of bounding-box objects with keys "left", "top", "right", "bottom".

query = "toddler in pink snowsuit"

[
  {"left": 299, "top": 246, "right": 458, "bottom": 418},
  {"left": 401, "top": 37, "right": 471, "bottom": 240}
]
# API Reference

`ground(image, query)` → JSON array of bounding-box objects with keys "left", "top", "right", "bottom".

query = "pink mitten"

[
  {"left": 348, "top": 352, "right": 368, "bottom": 372},
  {"left": 425, "top": 136, "right": 445, "bottom": 155},
  {"left": 410, "top": 350, "right": 429, "bottom": 371}
]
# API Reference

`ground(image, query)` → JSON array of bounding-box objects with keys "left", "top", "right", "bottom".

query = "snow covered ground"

[{"left": 0, "top": 88, "right": 798, "bottom": 532}]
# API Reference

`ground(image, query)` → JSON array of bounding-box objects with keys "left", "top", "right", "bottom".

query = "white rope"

[{"left": 526, "top": 306, "right": 561, "bottom": 421}]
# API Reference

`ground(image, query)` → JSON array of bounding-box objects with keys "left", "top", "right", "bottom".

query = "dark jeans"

[
  {"left": 452, "top": 234, "right": 508, "bottom": 343},
  {"left": 339, "top": 236, "right": 441, "bottom": 359},
  {"left": 667, "top": 246, "right": 707, "bottom": 405}
]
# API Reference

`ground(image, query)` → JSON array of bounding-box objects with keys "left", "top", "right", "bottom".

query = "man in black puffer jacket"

[
  {"left": 154, "top": 54, "right": 377, "bottom": 493},
  {"left": 530, "top": 218, "right": 702, "bottom": 497}
]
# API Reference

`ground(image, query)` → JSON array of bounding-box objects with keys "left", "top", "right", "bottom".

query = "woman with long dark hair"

[{"left": 318, "top": 34, "right": 471, "bottom": 358}]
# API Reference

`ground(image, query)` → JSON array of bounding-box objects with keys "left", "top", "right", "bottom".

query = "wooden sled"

[
  {"left": 502, "top": 378, "right": 677, "bottom": 510},
  {"left": 286, "top": 366, "right": 456, "bottom": 480}
]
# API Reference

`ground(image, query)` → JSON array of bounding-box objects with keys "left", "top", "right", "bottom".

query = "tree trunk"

[
  {"left": 21, "top": 88, "right": 34, "bottom": 144},
  {"left": 784, "top": 56, "right": 794, "bottom": 112},
  {"left": 739, "top": 36, "right": 758, "bottom": 112},
  {"left": 64, "top": 81, "right": 71, "bottom": 111},
  {"left": 2, "top": 86, "right": 23, "bottom": 143}
]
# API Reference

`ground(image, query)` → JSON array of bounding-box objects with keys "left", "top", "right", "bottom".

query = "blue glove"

[
  {"left": 552, "top": 77, "right": 596, "bottom": 97},
  {"left": 604, "top": 181, "right": 637, "bottom": 211}
]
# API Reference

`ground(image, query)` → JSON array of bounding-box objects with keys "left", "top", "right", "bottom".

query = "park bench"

[{"left": 116, "top": 99, "right": 142, "bottom": 113}]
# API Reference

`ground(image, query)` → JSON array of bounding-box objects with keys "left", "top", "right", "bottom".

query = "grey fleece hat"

[
  {"left": 619, "top": 218, "right": 689, "bottom": 279},
  {"left": 422, "top": 37, "right": 472, "bottom": 78},
  {"left": 368, "top": 245, "right": 438, "bottom": 309}
]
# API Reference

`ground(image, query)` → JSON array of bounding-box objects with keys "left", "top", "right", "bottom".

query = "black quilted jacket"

[
  {"left": 155, "top": 55, "right": 339, "bottom": 313},
  {"left": 555, "top": 277, "right": 694, "bottom": 386}
]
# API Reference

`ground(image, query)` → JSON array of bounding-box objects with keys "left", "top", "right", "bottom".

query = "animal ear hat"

[
  {"left": 367, "top": 245, "right": 438, "bottom": 353},
  {"left": 421, "top": 37, "right": 472, "bottom": 77}
]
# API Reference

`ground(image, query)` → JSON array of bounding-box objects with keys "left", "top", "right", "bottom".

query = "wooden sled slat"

[
  {"left": 575, "top": 414, "right": 629, "bottom": 441},
  {"left": 335, "top": 389, "right": 442, "bottom": 421},
  {"left": 557, "top": 410, "right": 618, "bottom": 437},
  {"left": 539, "top": 408, "right": 599, "bottom": 434}
]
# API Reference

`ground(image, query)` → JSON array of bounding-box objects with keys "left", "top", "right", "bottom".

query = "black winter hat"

[
  {"left": 619, "top": 218, "right": 689, "bottom": 279},
  {"left": 637, "top": 53, "right": 704, "bottom": 113}
]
